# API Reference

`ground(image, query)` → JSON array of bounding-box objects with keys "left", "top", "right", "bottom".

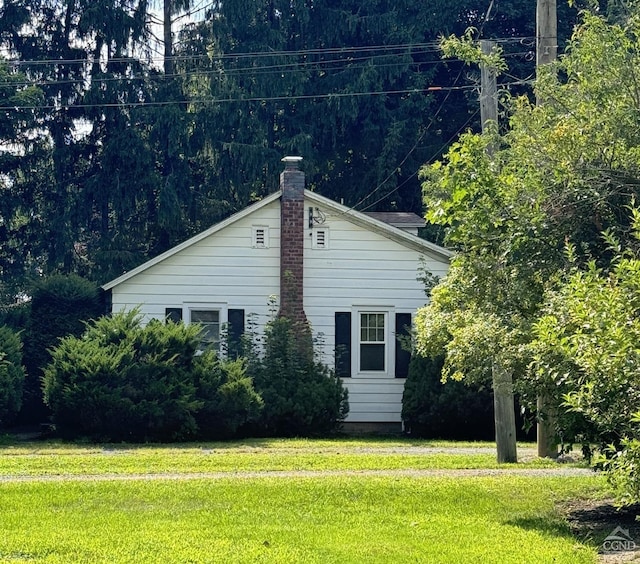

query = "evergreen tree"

[
  {"left": 0, "top": 326, "right": 25, "bottom": 427},
  {"left": 0, "top": 0, "right": 578, "bottom": 286}
]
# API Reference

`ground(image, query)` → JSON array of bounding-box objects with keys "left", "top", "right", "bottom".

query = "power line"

[
  {"left": 2, "top": 41, "right": 535, "bottom": 95},
  {"left": 5, "top": 37, "right": 535, "bottom": 68},
  {"left": 349, "top": 44, "right": 485, "bottom": 213},
  {"left": 3, "top": 54, "right": 450, "bottom": 90},
  {"left": 357, "top": 109, "right": 481, "bottom": 213},
  {"left": 6, "top": 42, "right": 443, "bottom": 67},
  {"left": 0, "top": 84, "right": 497, "bottom": 111}
]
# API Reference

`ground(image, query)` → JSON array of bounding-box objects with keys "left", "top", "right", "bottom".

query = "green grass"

[
  {"left": 0, "top": 438, "right": 607, "bottom": 563},
  {"left": 0, "top": 439, "right": 570, "bottom": 476}
]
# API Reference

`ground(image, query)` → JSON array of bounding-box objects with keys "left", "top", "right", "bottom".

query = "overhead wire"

[
  {"left": 3, "top": 52, "right": 451, "bottom": 89},
  {"left": 346, "top": 58, "right": 475, "bottom": 213},
  {"left": 5, "top": 37, "right": 534, "bottom": 69},
  {"left": 344, "top": 0, "right": 526, "bottom": 212},
  {"left": 0, "top": 83, "right": 498, "bottom": 110},
  {"left": 1, "top": 4, "right": 535, "bottom": 217},
  {"left": 1, "top": 37, "right": 534, "bottom": 110},
  {"left": 357, "top": 109, "right": 481, "bottom": 213}
]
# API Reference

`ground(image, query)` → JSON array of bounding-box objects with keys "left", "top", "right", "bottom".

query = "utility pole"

[
  {"left": 536, "top": 0, "right": 559, "bottom": 459},
  {"left": 480, "top": 40, "right": 498, "bottom": 152},
  {"left": 537, "top": 0, "right": 558, "bottom": 68},
  {"left": 480, "top": 40, "right": 518, "bottom": 464}
]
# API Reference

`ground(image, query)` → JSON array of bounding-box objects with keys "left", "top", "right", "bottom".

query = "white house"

[{"left": 102, "top": 157, "right": 452, "bottom": 431}]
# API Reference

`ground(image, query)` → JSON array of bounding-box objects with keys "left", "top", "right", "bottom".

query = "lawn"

[{"left": 0, "top": 438, "right": 609, "bottom": 563}]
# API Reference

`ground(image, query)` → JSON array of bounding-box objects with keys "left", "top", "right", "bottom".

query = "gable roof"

[
  {"left": 103, "top": 190, "right": 452, "bottom": 291},
  {"left": 305, "top": 190, "right": 452, "bottom": 258}
]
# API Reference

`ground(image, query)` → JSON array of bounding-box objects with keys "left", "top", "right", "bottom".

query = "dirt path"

[{"left": 0, "top": 465, "right": 594, "bottom": 483}]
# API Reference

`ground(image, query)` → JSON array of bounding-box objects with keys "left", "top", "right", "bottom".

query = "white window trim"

[
  {"left": 184, "top": 303, "right": 228, "bottom": 353},
  {"left": 351, "top": 306, "right": 395, "bottom": 378},
  {"left": 252, "top": 225, "right": 270, "bottom": 248}
]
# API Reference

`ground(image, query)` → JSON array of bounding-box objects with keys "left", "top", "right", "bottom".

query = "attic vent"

[
  {"left": 252, "top": 226, "right": 269, "bottom": 248},
  {"left": 312, "top": 228, "right": 329, "bottom": 249}
]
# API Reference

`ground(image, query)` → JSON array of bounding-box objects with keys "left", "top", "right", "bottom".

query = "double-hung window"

[
  {"left": 359, "top": 311, "right": 388, "bottom": 372},
  {"left": 188, "top": 306, "right": 223, "bottom": 352},
  {"left": 335, "top": 309, "right": 411, "bottom": 378}
]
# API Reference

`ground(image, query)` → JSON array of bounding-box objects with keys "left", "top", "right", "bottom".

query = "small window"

[
  {"left": 359, "top": 312, "right": 386, "bottom": 371},
  {"left": 191, "top": 309, "right": 221, "bottom": 351},
  {"left": 252, "top": 226, "right": 269, "bottom": 248},
  {"left": 312, "top": 228, "right": 329, "bottom": 249}
]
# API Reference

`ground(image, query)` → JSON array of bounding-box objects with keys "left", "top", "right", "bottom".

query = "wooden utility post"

[
  {"left": 480, "top": 40, "right": 499, "bottom": 155},
  {"left": 493, "top": 362, "right": 518, "bottom": 464},
  {"left": 480, "top": 40, "right": 518, "bottom": 464},
  {"left": 536, "top": 0, "right": 559, "bottom": 459},
  {"left": 537, "top": 0, "right": 558, "bottom": 67},
  {"left": 480, "top": 40, "right": 498, "bottom": 128}
]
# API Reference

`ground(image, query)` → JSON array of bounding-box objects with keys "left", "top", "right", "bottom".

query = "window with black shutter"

[
  {"left": 335, "top": 312, "right": 351, "bottom": 377},
  {"left": 227, "top": 309, "right": 245, "bottom": 359},
  {"left": 395, "top": 313, "right": 412, "bottom": 378}
]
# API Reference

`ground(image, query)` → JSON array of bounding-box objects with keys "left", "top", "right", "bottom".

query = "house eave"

[
  {"left": 103, "top": 188, "right": 453, "bottom": 292},
  {"left": 304, "top": 191, "right": 453, "bottom": 261},
  {"left": 102, "top": 191, "right": 282, "bottom": 291}
]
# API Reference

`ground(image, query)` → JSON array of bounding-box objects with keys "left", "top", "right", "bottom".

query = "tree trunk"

[
  {"left": 164, "top": 0, "right": 173, "bottom": 76},
  {"left": 492, "top": 361, "right": 518, "bottom": 463}
]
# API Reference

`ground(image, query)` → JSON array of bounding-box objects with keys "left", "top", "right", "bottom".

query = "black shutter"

[
  {"left": 335, "top": 312, "right": 351, "bottom": 377},
  {"left": 395, "top": 313, "right": 412, "bottom": 378},
  {"left": 165, "top": 308, "right": 183, "bottom": 323},
  {"left": 228, "top": 309, "right": 245, "bottom": 359}
]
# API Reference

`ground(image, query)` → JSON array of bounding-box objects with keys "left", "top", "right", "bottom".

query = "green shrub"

[
  {"left": 43, "top": 310, "right": 262, "bottom": 442},
  {"left": 0, "top": 326, "right": 25, "bottom": 427},
  {"left": 22, "top": 274, "right": 102, "bottom": 423},
  {"left": 246, "top": 317, "right": 348, "bottom": 436},
  {"left": 194, "top": 355, "right": 263, "bottom": 439},
  {"left": 402, "top": 355, "right": 495, "bottom": 440},
  {"left": 599, "top": 435, "right": 640, "bottom": 507}
]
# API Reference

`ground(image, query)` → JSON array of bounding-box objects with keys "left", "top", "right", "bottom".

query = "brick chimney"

[{"left": 279, "top": 156, "right": 308, "bottom": 326}]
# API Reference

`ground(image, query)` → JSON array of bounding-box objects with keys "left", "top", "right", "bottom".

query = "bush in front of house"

[
  {"left": 21, "top": 274, "right": 103, "bottom": 424},
  {"left": 402, "top": 355, "right": 495, "bottom": 440},
  {"left": 43, "top": 310, "right": 262, "bottom": 442},
  {"left": 0, "top": 326, "right": 26, "bottom": 427},
  {"left": 245, "top": 316, "right": 349, "bottom": 436},
  {"left": 193, "top": 354, "right": 263, "bottom": 439}
]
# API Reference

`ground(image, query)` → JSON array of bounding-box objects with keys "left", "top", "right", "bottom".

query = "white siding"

[
  {"left": 110, "top": 200, "right": 282, "bottom": 328},
  {"left": 108, "top": 194, "right": 450, "bottom": 425},
  {"left": 302, "top": 199, "right": 448, "bottom": 423},
  {"left": 343, "top": 379, "right": 406, "bottom": 422}
]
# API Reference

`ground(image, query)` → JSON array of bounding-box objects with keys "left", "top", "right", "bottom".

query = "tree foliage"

[
  {"left": 401, "top": 355, "right": 494, "bottom": 440},
  {"left": 20, "top": 274, "right": 102, "bottom": 424},
  {"left": 0, "top": 1, "right": 576, "bottom": 294},
  {"left": 528, "top": 224, "right": 640, "bottom": 504},
  {"left": 0, "top": 326, "right": 25, "bottom": 427},
  {"left": 530, "top": 231, "right": 640, "bottom": 446},
  {"left": 417, "top": 7, "right": 640, "bottom": 472}
]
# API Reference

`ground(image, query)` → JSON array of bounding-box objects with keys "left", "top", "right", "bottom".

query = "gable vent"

[
  {"left": 313, "top": 228, "right": 329, "bottom": 249},
  {"left": 252, "top": 226, "right": 269, "bottom": 248}
]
